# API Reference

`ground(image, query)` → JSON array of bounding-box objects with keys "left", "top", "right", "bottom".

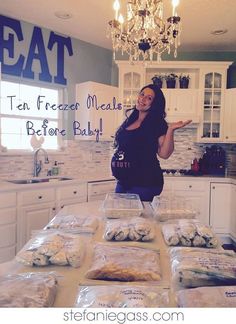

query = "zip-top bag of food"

[
  {"left": 75, "top": 285, "right": 170, "bottom": 307},
  {"left": 16, "top": 230, "right": 88, "bottom": 267},
  {"left": 45, "top": 213, "right": 99, "bottom": 234},
  {"left": 104, "top": 216, "right": 155, "bottom": 242},
  {"left": 176, "top": 285, "right": 236, "bottom": 307},
  {"left": 169, "top": 247, "right": 236, "bottom": 288},
  {"left": 86, "top": 243, "right": 161, "bottom": 281},
  {"left": 102, "top": 193, "right": 143, "bottom": 219},
  {"left": 161, "top": 219, "right": 218, "bottom": 248},
  {"left": 0, "top": 272, "right": 58, "bottom": 307}
]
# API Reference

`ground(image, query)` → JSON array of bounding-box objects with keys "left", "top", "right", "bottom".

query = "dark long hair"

[{"left": 114, "top": 84, "right": 167, "bottom": 148}]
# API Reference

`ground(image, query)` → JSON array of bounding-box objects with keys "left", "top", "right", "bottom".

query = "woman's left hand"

[{"left": 168, "top": 119, "right": 192, "bottom": 131}]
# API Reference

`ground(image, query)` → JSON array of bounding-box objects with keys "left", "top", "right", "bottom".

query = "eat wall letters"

[{"left": 0, "top": 15, "right": 73, "bottom": 85}]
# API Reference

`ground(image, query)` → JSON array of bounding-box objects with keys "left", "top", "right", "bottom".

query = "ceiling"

[{"left": 0, "top": 0, "right": 236, "bottom": 52}]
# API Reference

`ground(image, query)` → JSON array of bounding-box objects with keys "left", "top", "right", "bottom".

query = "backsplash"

[{"left": 0, "top": 129, "right": 235, "bottom": 180}]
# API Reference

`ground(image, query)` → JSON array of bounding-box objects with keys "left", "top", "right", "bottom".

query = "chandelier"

[{"left": 107, "top": 0, "right": 181, "bottom": 62}]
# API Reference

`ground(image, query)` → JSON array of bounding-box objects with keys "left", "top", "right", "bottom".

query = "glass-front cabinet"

[
  {"left": 117, "top": 63, "right": 145, "bottom": 119},
  {"left": 199, "top": 70, "right": 226, "bottom": 142}
]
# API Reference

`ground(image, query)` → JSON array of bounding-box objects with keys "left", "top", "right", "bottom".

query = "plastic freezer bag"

[
  {"left": 161, "top": 219, "right": 218, "bottom": 247},
  {"left": 76, "top": 285, "right": 169, "bottom": 307},
  {"left": 176, "top": 286, "right": 236, "bottom": 307},
  {"left": 86, "top": 243, "right": 161, "bottom": 281},
  {"left": 45, "top": 214, "right": 99, "bottom": 234},
  {"left": 104, "top": 217, "right": 155, "bottom": 242},
  {"left": 169, "top": 247, "right": 236, "bottom": 288},
  {"left": 0, "top": 272, "right": 57, "bottom": 307},
  {"left": 16, "top": 231, "right": 86, "bottom": 267}
]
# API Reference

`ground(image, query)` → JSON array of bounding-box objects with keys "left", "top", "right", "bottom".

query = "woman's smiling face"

[{"left": 136, "top": 87, "right": 155, "bottom": 112}]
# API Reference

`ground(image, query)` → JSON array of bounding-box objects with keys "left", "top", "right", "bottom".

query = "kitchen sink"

[{"left": 7, "top": 177, "right": 73, "bottom": 184}]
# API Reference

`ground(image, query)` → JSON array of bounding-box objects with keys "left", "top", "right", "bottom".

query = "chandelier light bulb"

[
  {"left": 118, "top": 14, "right": 124, "bottom": 24},
  {"left": 172, "top": 0, "right": 180, "bottom": 16},
  {"left": 113, "top": 0, "right": 120, "bottom": 20}
]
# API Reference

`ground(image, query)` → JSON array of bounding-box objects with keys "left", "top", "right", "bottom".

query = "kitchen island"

[{"left": 0, "top": 200, "right": 175, "bottom": 307}]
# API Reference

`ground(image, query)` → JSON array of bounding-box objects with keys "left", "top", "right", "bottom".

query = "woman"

[{"left": 111, "top": 84, "right": 191, "bottom": 201}]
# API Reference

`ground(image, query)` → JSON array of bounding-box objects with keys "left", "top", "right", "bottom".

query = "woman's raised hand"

[{"left": 169, "top": 119, "right": 192, "bottom": 131}]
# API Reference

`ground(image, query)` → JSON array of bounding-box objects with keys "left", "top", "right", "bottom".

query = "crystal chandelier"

[{"left": 107, "top": 0, "right": 181, "bottom": 62}]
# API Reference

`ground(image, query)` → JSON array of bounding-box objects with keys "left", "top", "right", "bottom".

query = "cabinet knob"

[
  {"left": 38, "top": 195, "right": 42, "bottom": 199},
  {"left": 61, "top": 205, "right": 64, "bottom": 209},
  {"left": 73, "top": 191, "right": 77, "bottom": 194},
  {"left": 52, "top": 207, "right": 56, "bottom": 211},
  {"left": 212, "top": 186, "right": 215, "bottom": 189},
  {"left": 226, "top": 136, "right": 229, "bottom": 139},
  {"left": 174, "top": 107, "right": 177, "bottom": 111},
  {"left": 189, "top": 185, "right": 192, "bottom": 188},
  {"left": 167, "top": 108, "right": 170, "bottom": 111}
]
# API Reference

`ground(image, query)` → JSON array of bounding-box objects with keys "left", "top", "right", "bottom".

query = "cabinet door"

[
  {"left": 163, "top": 89, "right": 199, "bottom": 122},
  {"left": 57, "top": 183, "right": 87, "bottom": 208},
  {"left": 224, "top": 89, "right": 236, "bottom": 142},
  {"left": 0, "top": 207, "right": 17, "bottom": 263},
  {"left": 18, "top": 203, "right": 56, "bottom": 250},
  {"left": 230, "top": 184, "right": 236, "bottom": 241},
  {"left": 118, "top": 64, "right": 145, "bottom": 120},
  {"left": 210, "top": 183, "right": 231, "bottom": 234},
  {"left": 198, "top": 70, "right": 226, "bottom": 142}
]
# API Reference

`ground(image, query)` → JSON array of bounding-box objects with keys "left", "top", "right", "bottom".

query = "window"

[{"left": 0, "top": 80, "right": 62, "bottom": 150}]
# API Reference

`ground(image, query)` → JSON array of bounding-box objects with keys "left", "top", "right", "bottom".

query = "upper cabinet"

[
  {"left": 117, "top": 64, "right": 145, "bottom": 119},
  {"left": 223, "top": 88, "right": 236, "bottom": 142},
  {"left": 197, "top": 68, "right": 228, "bottom": 142},
  {"left": 162, "top": 89, "right": 199, "bottom": 123},
  {"left": 75, "top": 81, "right": 123, "bottom": 141},
  {"left": 116, "top": 61, "right": 233, "bottom": 142}
]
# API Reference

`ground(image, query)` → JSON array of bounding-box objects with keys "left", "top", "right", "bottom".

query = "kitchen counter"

[
  {"left": 0, "top": 174, "right": 235, "bottom": 193},
  {"left": 0, "top": 200, "right": 175, "bottom": 307}
]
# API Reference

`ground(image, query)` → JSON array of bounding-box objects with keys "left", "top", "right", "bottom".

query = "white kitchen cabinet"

[
  {"left": 162, "top": 89, "right": 199, "bottom": 122},
  {"left": 75, "top": 81, "right": 122, "bottom": 141},
  {"left": 17, "top": 182, "right": 88, "bottom": 250},
  {"left": 210, "top": 182, "right": 232, "bottom": 234},
  {"left": 197, "top": 67, "right": 230, "bottom": 142},
  {"left": 163, "top": 178, "right": 210, "bottom": 225},
  {"left": 88, "top": 180, "right": 116, "bottom": 201},
  {"left": 230, "top": 184, "right": 236, "bottom": 241},
  {"left": 117, "top": 62, "right": 145, "bottom": 117},
  {"left": 0, "top": 192, "right": 17, "bottom": 263},
  {"left": 116, "top": 60, "right": 233, "bottom": 140},
  {"left": 56, "top": 182, "right": 87, "bottom": 209},
  {"left": 17, "top": 188, "right": 56, "bottom": 250},
  {"left": 223, "top": 88, "right": 236, "bottom": 142}
]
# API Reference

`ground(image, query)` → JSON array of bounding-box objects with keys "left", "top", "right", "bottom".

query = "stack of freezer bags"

[
  {"left": 170, "top": 247, "right": 236, "bottom": 288},
  {"left": 86, "top": 243, "right": 161, "bottom": 281},
  {"left": 151, "top": 195, "right": 196, "bottom": 222},
  {"left": 176, "top": 286, "right": 236, "bottom": 307},
  {"left": 0, "top": 272, "right": 57, "bottom": 307},
  {"left": 45, "top": 214, "right": 98, "bottom": 234},
  {"left": 75, "top": 285, "right": 169, "bottom": 307},
  {"left": 161, "top": 219, "right": 218, "bottom": 247},
  {"left": 104, "top": 217, "right": 155, "bottom": 242},
  {"left": 16, "top": 231, "right": 86, "bottom": 267}
]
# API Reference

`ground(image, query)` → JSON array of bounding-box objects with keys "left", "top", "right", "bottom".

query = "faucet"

[{"left": 33, "top": 148, "right": 49, "bottom": 177}]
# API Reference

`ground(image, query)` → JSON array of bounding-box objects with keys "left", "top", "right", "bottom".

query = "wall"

[
  {"left": 1, "top": 15, "right": 236, "bottom": 181},
  {"left": 0, "top": 140, "right": 113, "bottom": 180},
  {"left": 1, "top": 15, "right": 113, "bottom": 139}
]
